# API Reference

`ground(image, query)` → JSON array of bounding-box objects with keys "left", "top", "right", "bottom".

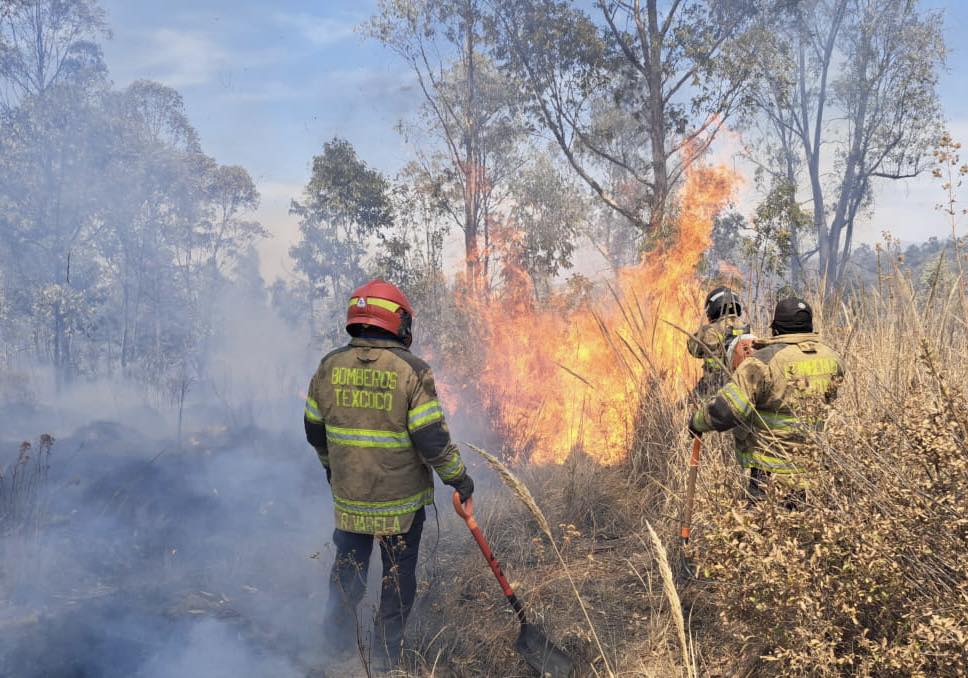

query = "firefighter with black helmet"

[
  {"left": 688, "top": 297, "right": 845, "bottom": 504},
  {"left": 303, "top": 279, "right": 473, "bottom": 668},
  {"left": 687, "top": 286, "right": 750, "bottom": 396}
]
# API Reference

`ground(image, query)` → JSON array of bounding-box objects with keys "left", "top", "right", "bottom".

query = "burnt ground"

[{"left": 0, "top": 417, "right": 346, "bottom": 678}]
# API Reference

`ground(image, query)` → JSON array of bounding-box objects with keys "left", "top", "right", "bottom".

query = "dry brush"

[{"left": 406, "top": 266, "right": 967, "bottom": 677}]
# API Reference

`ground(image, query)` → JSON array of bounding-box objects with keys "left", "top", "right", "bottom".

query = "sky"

[{"left": 99, "top": 0, "right": 968, "bottom": 282}]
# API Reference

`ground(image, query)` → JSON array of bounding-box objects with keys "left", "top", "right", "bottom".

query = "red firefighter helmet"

[{"left": 346, "top": 279, "right": 415, "bottom": 345}]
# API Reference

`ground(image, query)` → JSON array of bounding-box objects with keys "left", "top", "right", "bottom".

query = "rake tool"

[
  {"left": 452, "top": 491, "right": 575, "bottom": 678},
  {"left": 678, "top": 436, "right": 702, "bottom": 579}
]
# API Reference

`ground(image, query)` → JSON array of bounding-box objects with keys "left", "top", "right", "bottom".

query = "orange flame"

[{"left": 451, "top": 160, "right": 737, "bottom": 464}]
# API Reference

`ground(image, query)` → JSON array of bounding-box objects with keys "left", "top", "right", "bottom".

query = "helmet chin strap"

[{"left": 398, "top": 311, "right": 413, "bottom": 347}]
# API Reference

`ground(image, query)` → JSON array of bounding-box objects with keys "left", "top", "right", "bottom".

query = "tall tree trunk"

[
  {"left": 797, "top": 39, "right": 830, "bottom": 281},
  {"left": 464, "top": 224, "right": 479, "bottom": 291},
  {"left": 789, "top": 228, "right": 802, "bottom": 286},
  {"left": 121, "top": 270, "right": 130, "bottom": 373},
  {"left": 648, "top": 105, "right": 668, "bottom": 231},
  {"left": 784, "top": 162, "right": 803, "bottom": 286},
  {"left": 53, "top": 301, "right": 64, "bottom": 391},
  {"left": 646, "top": 0, "right": 668, "bottom": 232},
  {"left": 463, "top": 0, "right": 481, "bottom": 292},
  {"left": 829, "top": 23, "right": 874, "bottom": 287},
  {"left": 807, "top": 154, "right": 828, "bottom": 278},
  {"left": 800, "top": 1, "right": 848, "bottom": 286}
]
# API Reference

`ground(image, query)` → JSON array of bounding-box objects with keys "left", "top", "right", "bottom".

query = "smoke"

[
  {"left": 140, "top": 620, "right": 301, "bottom": 678},
  {"left": 0, "top": 3, "right": 484, "bottom": 670},
  {"left": 0, "top": 226, "right": 497, "bottom": 678},
  {"left": 0, "top": 424, "right": 336, "bottom": 675},
  {"left": 0, "top": 282, "right": 362, "bottom": 678}
]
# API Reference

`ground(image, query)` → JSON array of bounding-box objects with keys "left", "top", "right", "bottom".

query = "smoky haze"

[
  {"left": 0, "top": 4, "right": 334, "bottom": 672},
  {"left": 0, "top": 287, "right": 331, "bottom": 677},
  {"left": 0, "top": 279, "right": 484, "bottom": 677},
  {"left": 0, "top": 3, "right": 493, "bottom": 674}
]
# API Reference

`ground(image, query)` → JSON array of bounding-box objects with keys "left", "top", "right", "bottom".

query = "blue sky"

[
  {"left": 100, "top": 0, "right": 968, "bottom": 281},
  {"left": 101, "top": 0, "right": 417, "bottom": 279}
]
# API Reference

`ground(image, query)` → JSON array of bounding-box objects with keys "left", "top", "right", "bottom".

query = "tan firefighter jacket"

[
  {"left": 690, "top": 333, "right": 844, "bottom": 474},
  {"left": 303, "top": 337, "right": 467, "bottom": 535},
  {"left": 687, "top": 314, "right": 751, "bottom": 394}
]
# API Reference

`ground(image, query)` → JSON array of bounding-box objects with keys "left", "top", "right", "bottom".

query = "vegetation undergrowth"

[{"left": 400, "top": 268, "right": 968, "bottom": 678}]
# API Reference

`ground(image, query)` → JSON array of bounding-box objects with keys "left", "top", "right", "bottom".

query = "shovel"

[
  {"left": 452, "top": 491, "right": 576, "bottom": 678},
  {"left": 678, "top": 436, "right": 702, "bottom": 579}
]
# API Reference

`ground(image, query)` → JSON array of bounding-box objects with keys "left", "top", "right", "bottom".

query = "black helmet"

[
  {"left": 770, "top": 297, "right": 813, "bottom": 335},
  {"left": 704, "top": 286, "right": 743, "bottom": 321}
]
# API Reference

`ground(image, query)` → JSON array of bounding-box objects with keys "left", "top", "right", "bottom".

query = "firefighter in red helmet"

[{"left": 303, "top": 279, "right": 473, "bottom": 669}]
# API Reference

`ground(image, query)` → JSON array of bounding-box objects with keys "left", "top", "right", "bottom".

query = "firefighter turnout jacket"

[
  {"left": 690, "top": 332, "right": 844, "bottom": 475},
  {"left": 303, "top": 336, "right": 467, "bottom": 535},
  {"left": 687, "top": 314, "right": 751, "bottom": 394}
]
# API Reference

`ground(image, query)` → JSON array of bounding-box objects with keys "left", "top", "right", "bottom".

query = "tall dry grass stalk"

[
  {"left": 465, "top": 443, "right": 552, "bottom": 538},
  {"left": 464, "top": 443, "right": 615, "bottom": 678},
  {"left": 0, "top": 435, "right": 54, "bottom": 538},
  {"left": 644, "top": 522, "right": 694, "bottom": 678}
]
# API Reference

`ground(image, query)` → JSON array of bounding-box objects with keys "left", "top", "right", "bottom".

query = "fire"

[{"left": 454, "top": 160, "right": 737, "bottom": 464}]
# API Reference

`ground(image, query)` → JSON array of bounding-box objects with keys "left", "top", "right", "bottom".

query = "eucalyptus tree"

[
  {"left": 492, "top": 0, "right": 761, "bottom": 239},
  {"left": 289, "top": 138, "right": 394, "bottom": 340},
  {"left": 0, "top": 0, "right": 108, "bottom": 105},
  {"left": 366, "top": 0, "right": 527, "bottom": 292},
  {"left": 748, "top": 0, "right": 944, "bottom": 285}
]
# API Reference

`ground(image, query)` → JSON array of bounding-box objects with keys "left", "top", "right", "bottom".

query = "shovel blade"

[
  {"left": 515, "top": 623, "right": 576, "bottom": 678},
  {"left": 674, "top": 548, "right": 697, "bottom": 585}
]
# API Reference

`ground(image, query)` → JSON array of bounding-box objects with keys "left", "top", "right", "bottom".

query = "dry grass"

[
  {"left": 404, "top": 455, "right": 682, "bottom": 677},
  {"left": 0, "top": 434, "right": 54, "bottom": 539},
  {"left": 0, "top": 435, "right": 55, "bottom": 608},
  {"left": 405, "top": 261, "right": 967, "bottom": 677},
  {"left": 466, "top": 442, "right": 614, "bottom": 677},
  {"left": 696, "top": 267, "right": 968, "bottom": 677},
  {"left": 466, "top": 443, "right": 553, "bottom": 540},
  {"left": 644, "top": 522, "right": 694, "bottom": 678}
]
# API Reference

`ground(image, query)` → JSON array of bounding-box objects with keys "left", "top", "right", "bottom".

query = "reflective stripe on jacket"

[
  {"left": 687, "top": 314, "right": 751, "bottom": 395},
  {"left": 691, "top": 332, "right": 844, "bottom": 475},
  {"left": 303, "top": 337, "right": 466, "bottom": 535}
]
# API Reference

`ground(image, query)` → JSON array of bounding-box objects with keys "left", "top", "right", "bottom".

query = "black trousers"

[
  {"left": 324, "top": 508, "right": 425, "bottom": 665},
  {"left": 747, "top": 467, "right": 805, "bottom": 510},
  {"left": 747, "top": 467, "right": 770, "bottom": 503}
]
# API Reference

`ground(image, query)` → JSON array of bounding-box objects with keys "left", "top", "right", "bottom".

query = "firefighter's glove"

[
  {"left": 447, "top": 473, "right": 474, "bottom": 503},
  {"left": 687, "top": 412, "right": 705, "bottom": 439}
]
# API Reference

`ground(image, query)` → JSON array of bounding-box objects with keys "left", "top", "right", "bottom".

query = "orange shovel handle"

[
  {"left": 452, "top": 491, "right": 473, "bottom": 521},
  {"left": 453, "top": 491, "right": 518, "bottom": 602},
  {"left": 680, "top": 437, "right": 702, "bottom": 545}
]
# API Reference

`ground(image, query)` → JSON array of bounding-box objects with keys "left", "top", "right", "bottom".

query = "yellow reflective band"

[
  {"left": 754, "top": 410, "right": 798, "bottom": 430},
  {"left": 435, "top": 451, "right": 465, "bottom": 482},
  {"left": 348, "top": 297, "right": 401, "bottom": 313},
  {"left": 737, "top": 451, "right": 801, "bottom": 474},
  {"left": 334, "top": 488, "right": 434, "bottom": 517},
  {"left": 784, "top": 358, "right": 839, "bottom": 378},
  {"left": 721, "top": 383, "right": 753, "bottom": 419},
  {"left": 691, "top": 409, "right": 712, "bottom": 433},
  {"left": 326, "top": 426, "right": 410, "bottom": 449},
  {"left": 408, "top": 400, "right": 444, "bottom": 430},
  {"left": 305, "top": 397, "right": 323, "bottom": 423},
  {"left": 338, "top": 512, "right": 402, "bottom": 535}
]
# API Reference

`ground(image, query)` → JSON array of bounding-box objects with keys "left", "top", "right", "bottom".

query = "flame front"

[{"left": 459, "top": 161, "right": 737, "bottom": 464}]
